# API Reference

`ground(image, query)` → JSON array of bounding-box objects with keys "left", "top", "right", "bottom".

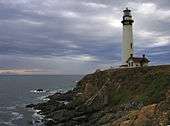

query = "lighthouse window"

[{"left": 130, "top": 43, "right": 133, "bottom": 49}]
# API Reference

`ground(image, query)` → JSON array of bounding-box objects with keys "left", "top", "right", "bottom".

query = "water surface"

[{"left": 0, "top": 75, "right": 82, "bottom": 126}]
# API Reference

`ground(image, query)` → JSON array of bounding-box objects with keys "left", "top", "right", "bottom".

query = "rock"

[
  {"left": 45, "top": 120, "right": 56, "bottom": 126},
  {"left": 29, "top": 65, "right": 170, "bottom": 126},
  {"left": 37, "top": 89, "right": 44, "bottom": 92},
  {"left": 26, "top": 104, "right": 35, "bottom": 108},
  {"left": 72, "top": 115, "right": 87, "bottom": 121},
  {"left": 48, "top": 90, "right": 75, "bottom": 102},
  {"left": 133, "top": 104, "right": 157, "bottom": 126},
  {"left": 136, "top": 104, "right": 157, "bottom": 120}
]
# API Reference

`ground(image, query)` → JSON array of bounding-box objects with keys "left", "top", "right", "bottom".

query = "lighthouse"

[
  {"left": 120, "top": 8, "right": 150, "bottom": 68},
  {"left": 121, "top": 8, "right": 134, "bottom": 65}
]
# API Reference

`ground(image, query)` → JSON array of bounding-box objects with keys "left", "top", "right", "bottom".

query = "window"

[{"left": 130, "top": 43, "right": 133, "bottom": 49}]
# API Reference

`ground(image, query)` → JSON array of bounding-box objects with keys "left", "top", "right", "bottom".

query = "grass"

[
  {"left": 111, "top": 73, "right": 170, "bottom": 106},
  {"left": 111, "top": 88, "right": 130, "bottom": 105},
  {"left": 138, "top": 74, "right": 170, "bottom": 104}
]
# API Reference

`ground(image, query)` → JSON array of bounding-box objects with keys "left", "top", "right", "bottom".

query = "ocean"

[{"left": 0, "top": 75, "right": 82, "bottom": 126}]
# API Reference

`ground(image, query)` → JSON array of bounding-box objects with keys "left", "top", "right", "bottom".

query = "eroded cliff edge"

[{"left": 31, "top": 65, "right": 170, "bottom": 126}]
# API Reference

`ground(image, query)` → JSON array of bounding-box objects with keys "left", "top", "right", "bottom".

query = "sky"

[{"left": 0, "top": 0, "right": 170, "bottom": 75}]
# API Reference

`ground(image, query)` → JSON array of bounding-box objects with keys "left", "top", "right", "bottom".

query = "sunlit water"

[{"left": 0, "top": 75, "right": 82, "bottom": 126}]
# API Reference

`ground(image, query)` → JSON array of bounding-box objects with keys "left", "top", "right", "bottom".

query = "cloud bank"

[{"left": 0, "top": 0, "right": 170, "bottom": 74}]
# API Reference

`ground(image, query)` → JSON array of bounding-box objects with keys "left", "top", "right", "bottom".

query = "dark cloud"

[{"left": 0, "top": 0, "right": 169, "bottom": 74}]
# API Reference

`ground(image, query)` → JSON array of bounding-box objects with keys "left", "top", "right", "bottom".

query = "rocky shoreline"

[
  {"left": 27, "top": 65, "right": 170, "bottom": 126},
  {"left": 26, "top": 91, "right": 76, "bottom": 125}
]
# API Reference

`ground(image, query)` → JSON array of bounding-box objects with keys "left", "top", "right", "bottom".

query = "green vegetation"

[
  {"left": 109, "top": 67, "right": 170, "bottom": 106},
  {"left": 111, "top": 88, "right": 130, "bottom": 105},
  {"left": 139, "top": 74, "right": 170, "bottom": 104}
]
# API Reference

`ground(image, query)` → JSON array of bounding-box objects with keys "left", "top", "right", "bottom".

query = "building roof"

[
  {"left": 120, "top": 64, "right": 128, "bottom": 67},
  {"left": 127, "top": 57, "right": 150, "bottom": 63}
]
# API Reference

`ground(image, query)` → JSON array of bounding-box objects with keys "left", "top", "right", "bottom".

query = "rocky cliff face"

[{"left": 31, "top": 65, "right": 170, "bottom": 126}]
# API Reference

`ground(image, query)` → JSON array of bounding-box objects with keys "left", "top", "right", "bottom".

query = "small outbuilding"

[{"left": 127, "top": 54, "right": 150, "bottom": 67}]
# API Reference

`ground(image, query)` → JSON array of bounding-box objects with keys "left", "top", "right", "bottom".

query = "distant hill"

[{"left": 32, "top": 65, "right": 170, "bottom": 126}]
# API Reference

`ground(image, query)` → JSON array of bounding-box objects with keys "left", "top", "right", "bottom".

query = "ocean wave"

[
  {"left": 30, "top": 89, "right": 47, "bottom": 93},
  {"left": 11, "top": 112, "right": 24, "bottom": 121},
  {"left": 30, "top": 88, "right": 65, "bottom": 94},
  {"left": 0, "top": 121, "right": 16, "bottom": 126},
  {"left": 49, "top": 88, "right": 64, "bottom": 94},
  {"left": 0, "top": 106, "right": 16, "bottom": 111},
  {"left": 0, "top": 111, "right": 9, "bottom": 114},
  {"left": 32, "top": 110, "right": 44, "bottom": 126},
  {"left": 36, "top": 88, "right": 67, "bottom": 102},
  {"left": 37, "top": 95, "right": 50, "bottom": 101}
]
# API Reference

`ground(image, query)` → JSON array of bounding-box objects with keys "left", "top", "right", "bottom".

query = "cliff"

[{"left": 31, "top": 65, "right": 170, "bottom": 126}]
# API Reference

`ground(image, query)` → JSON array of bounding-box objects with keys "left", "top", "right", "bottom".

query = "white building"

[
  {"left": 120, "top": 8, "right": 150, "bottom": 68},
  {"left": 127, "top": 54, "right": 150, "bottom": 67}
]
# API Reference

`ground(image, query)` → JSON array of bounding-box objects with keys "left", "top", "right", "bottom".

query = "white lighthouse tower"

[{"left": 121, "top": 8, "right": 134, "bottom": 65}]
